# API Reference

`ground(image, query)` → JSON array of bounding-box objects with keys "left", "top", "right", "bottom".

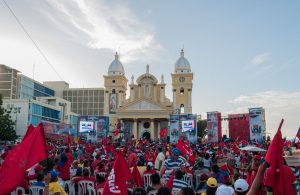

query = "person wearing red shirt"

[
  {"left": 246, "top": 155, "right": 261, "bottom": 188},
  {"left": 57, "top": 153, "right": 71, "bottom": 181},
  {"left": 128, "top": 148, "right": 138, "bottom": 168}
]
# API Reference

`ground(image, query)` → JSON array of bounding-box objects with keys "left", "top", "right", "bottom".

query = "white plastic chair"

[
  {"left": 183, "top": 173, "right": 193, "bottom": 187},
  {"left": 29, "top": 186, "right": 44, "bottom": 195},
  {"left": 78, "top": 180, "right": 95, "bottom": 195},
  {"left": 147, "top": 189, "right": 158, "bottom": 195},
  {"left": 10, "top": 186, "right": 25, "bottom": 195},
  {"left": 143, "top": 174, "right": 152, "bottom": 190},
  {"left": 63, "top": 180, "right": 75, "bottom": 195},
  {"left": 87, "top": 185, "right": 96, "bottom": 195}
]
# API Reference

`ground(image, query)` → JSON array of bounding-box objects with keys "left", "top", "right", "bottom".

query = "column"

[
  {"left": 133, "top": 118, "right": 138, "bottom": 139},
  {"left": 150, "top": 119, "right": 155, "bottom": 140},
  {"left": 153, "top": 85, "right": 157, "bottom": 101},
  {"left": 173, "top": 89, "right": 176, "bottom": 108},
  {"left": 157, "top": 121, "right": 161, "bottom": 139},
  {"left": 130, "top": 86, "right": 134, "bottom": 102}
]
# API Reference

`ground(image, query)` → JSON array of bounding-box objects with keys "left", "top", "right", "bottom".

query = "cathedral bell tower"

[
  {"left": 103, "top": 52, "right": 128, "bottom": 124},
  {"left": 171, "top": 49, "right": 193, "bottom": 114}
]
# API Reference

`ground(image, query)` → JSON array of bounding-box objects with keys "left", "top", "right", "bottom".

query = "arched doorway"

[{"left": 142, "top": 131, "right": 151, "bottom": 140}]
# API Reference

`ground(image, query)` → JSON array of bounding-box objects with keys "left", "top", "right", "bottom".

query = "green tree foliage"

[
  {"left": 197, "top": 119, "right": 207, "bottom": 139},
  {"left": 0, "top": 95, "right": 16, "bottom": 141}
]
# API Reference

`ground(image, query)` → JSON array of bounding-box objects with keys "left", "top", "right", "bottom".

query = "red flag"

[
  {"left": 296, "top": 127, "right": 300, "bottom": 140},
  {"left": 114, "top": 129, "right": 119, "bottom": 137},
  {"left": 264, "top": 119, "right": 286, "bottom": 195},
  {"left": 165, "top": 170, "right": 175, "bottom": 190},
  {"left": 159, "top": 128, "right": 168, "bottom": 138},
  {"left": 102, "top": 153, "right": 132, "bottom": 195},
  {"left": 0, "top": 123, "right": 47, "bottom": 194},
  {"left": 132, "top": 164, "right": 143, "bottom": 187},
  {"left": 23, "top": 124, "right": 34, "bottom": 139},
  {"left": 176, "top": 140, "right": 193, "bottom": 158}
]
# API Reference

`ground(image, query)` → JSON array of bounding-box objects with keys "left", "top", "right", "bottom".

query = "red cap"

[{"left": 254, "top": 155, "right": 261, "bottom": 161}]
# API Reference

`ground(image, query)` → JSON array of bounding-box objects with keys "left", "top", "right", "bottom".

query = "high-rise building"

[
  {"left": 0, "top": 64, "right": 19, "bottom": 99},
  {"left": 62, "top": 88, "right": 104, "bottom": 116},
  {"left": 44, "top": 81, "right": 105, "bottom": 116},
  {"left": 0, "top": 65, "right": 79, "bottom": 136}
]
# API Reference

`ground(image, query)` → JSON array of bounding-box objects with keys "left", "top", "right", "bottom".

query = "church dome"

[
  {"left": 108, "top": 52, "right": 125, "bottom": 76},
  {"left": 174, "top": 49, "right": 191, "bottom": 73}
]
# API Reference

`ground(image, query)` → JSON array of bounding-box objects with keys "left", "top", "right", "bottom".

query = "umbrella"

[{"left": 239, "top": 145, "right": 266, "bottom": 152}]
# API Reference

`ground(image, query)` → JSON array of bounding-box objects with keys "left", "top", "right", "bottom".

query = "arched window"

[
  {"left": 180, "top": 104, "right": 184, "bottom": 114},
  {"left": 112, "top": 89, "right": 116, "bottom": 94},
  {"left": 180, "top": 87, "right": 184, "bottom": 95}
]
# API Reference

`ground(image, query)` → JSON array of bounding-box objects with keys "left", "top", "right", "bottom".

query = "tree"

[
  {"left": 197, "top": 119, "right": 207, "bottom": 139},
  {"left": 0, "top": 94, "right": 16, "bottom": 142}
]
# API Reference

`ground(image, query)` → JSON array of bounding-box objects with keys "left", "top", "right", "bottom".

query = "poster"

[
  {"left": 207, "top": 112, "right": 219, "bottom": 143},
  {"left": 249, "top": 107, "right": 265, "bottom": 143},
  {"left": 78, "top": 116, "right": 109, "bottom": 140},
  {"left": 169, "top": 114, "right": 197, "bottom": 144},
  {"left": 109, "top": 93, "right": 117, "bottom": 114},
  {"left": 170, "top": 115, "right": 180, "bottom": 144},
  {"left": 42, "top": 121, "right": 76, "bottom": 136}
]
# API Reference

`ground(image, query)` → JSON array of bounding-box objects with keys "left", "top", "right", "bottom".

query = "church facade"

[{"left": 103, "top": 49, "right": 193, "bottom": 140}]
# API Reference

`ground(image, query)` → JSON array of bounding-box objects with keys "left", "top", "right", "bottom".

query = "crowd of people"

[{"left": 1, "top": 131, "right": 300, "bottom": 195}]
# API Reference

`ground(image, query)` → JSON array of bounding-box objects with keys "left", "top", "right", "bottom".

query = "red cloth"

[
  {"left": 264, "top": 166, "right": 297, "bottom": 195},
  {"left": 102, "top": 153, "right": 132, "bottom": 195},
  {"left": 297, "top": 127, "right": 300, "bottom": 140},
  {"left": 176, "top": 140, "right": 193, "bottom": 158},
  {"left": 165, "top": 170, "right": 175, "bottom": 190},
  {"left": 264, "top": 119, "right": 297, "bottom": 195},
  {"left": 159, "top": 128, "right": 168, "bottom": 138},
  {"left": 128, "top": 152, "right": 137, "bottom": 167},
  {"left": 132, "top": 165, "right": 143, "bottom": 187},
  {"left": 23, "top": 125, "right": 34, "bottom": 139},
  {"left": 0, "top": 123, "right": 47, "bottom": 194}
]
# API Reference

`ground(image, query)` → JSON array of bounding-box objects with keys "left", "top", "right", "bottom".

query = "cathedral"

[{"left": 103, "top": 49, "right": 193, "bottom": 140}]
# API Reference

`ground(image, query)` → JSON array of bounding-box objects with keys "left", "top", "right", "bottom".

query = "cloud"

[
  {"left": 43, "top": 0, "right": 164, "bottom": 64},
  {"left": 251, "top": 52, "right": 271, "bottom": 66},
  {"left": 229, "top": 91, "right": 300, "bottom": 137}
]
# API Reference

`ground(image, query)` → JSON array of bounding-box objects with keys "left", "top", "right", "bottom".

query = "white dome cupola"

[
  {"left": 174, "top": 49, "right": 191, "bottom": 73},
  {"left": 108, "top": 52, "right": 125, "bottom": 76}
]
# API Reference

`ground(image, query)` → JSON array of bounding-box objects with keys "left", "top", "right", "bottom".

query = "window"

[
  {"left": 180, "top": 87, "right": 184, "bottom": 95},
  {"left": 112, "top": 89, "right": 116, "bottom": 94},
  {"left": 112, "top": 80, "right": 115, "bottom": 83}
]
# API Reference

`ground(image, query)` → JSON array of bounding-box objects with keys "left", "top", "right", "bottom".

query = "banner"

[
  {"left": 78, "top": 116, "right": 109, "bottom": 140},
  {"left": 207, "top": 112, "right": 221, "bottom": 143},
  {"left": 169, "top": 114, "right": 197, "bottom": 144},
  {"left": 42, "top": 121, "right": 76, "bottom": 136},
  {"left": 249, "top": 107, "right": 265, "bottom": 143},
  {"left": 170, "top": 115, "right": 180, "bottom": 144}
]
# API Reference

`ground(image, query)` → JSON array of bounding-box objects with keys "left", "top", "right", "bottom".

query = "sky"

[{"left": 0, "top": 0, "right": 299, "bottom": 138}]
